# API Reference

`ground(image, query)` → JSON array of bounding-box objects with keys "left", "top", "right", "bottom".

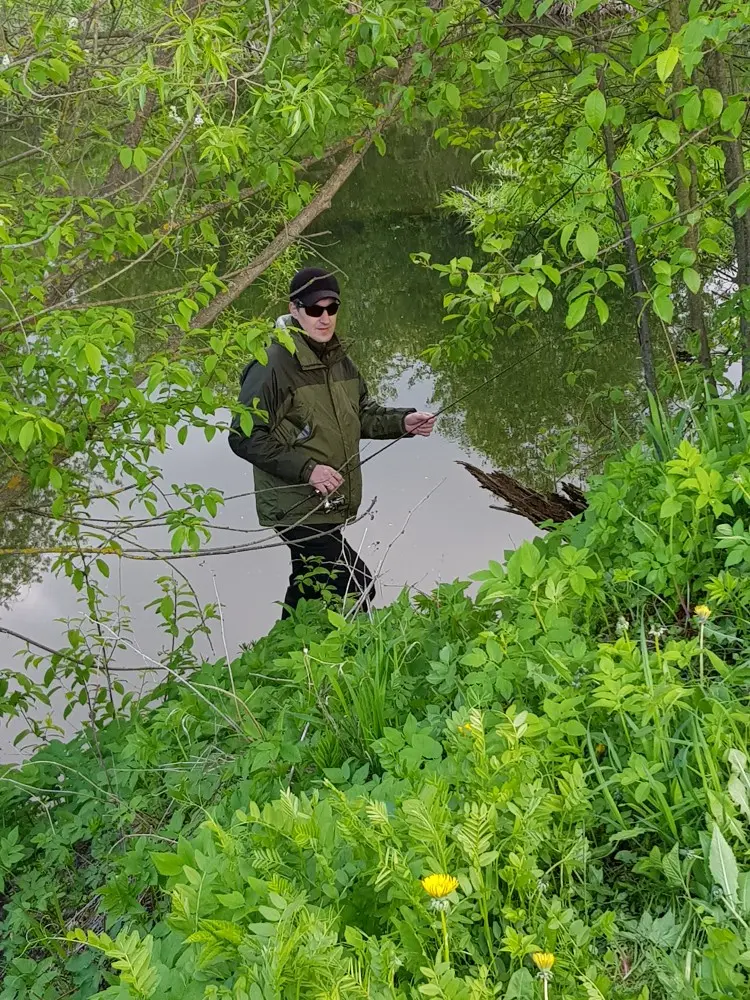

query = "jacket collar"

[{"left": 290, "top": 329, "right": 346, "bottom": 369}]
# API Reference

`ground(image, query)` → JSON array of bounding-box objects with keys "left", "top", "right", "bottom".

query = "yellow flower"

[
  {"left": 695, "top": 604, "right": 711, "bottom": 621},
  {"left": 420, "top": 874, "right": 459, "bottom": 899},
  {"left": 532, "top": 952, "right": 556, "bottom": 972}
]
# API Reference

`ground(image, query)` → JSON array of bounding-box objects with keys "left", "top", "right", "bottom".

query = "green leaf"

[
  {"left": 566, "top": 293, "right": 590, "bottom": 328},
  {"left": 702, "top": 88, "right": 723, "bottom": 120},
  {"left": 84, "top": 343, "right": 103, "bottom": 373},
  {"left": 505, "top": 968, "right": 535, "bottom": 999},
  {"left": 445, "top": 83, "right": 461, "bottom": 110},
  {"left": 683, "top": 267, "right": 701, "bottom": 293},
  {"left": 576, "top": 222, "right": 599, "bottom": 261},
  {"left": 467, "top": 272, "right": 484, "bottom": 295},
  {"left": 709, "top": 825, "right": 738, "bottom": 906},
  {"left": 373, "top": 133, "right": 386, "bottom": 157},
  {"left": 132, "top": 147, "right": 148, "bottom": 173},
  {"left": 357, "top": 44, "right": 374, "bottom": 68},
  {"left": 118, "top": 147, "right": 133, "bottom": 169},
  {"left": 594, "top": 295, "right": 609, "bottom": 324},
  {"left": 652, "top": 292, "right": 674, "bottom": 323},
  {"left": 657, "top": 118, "right": 680, "bottom": 144},
  {"left": 584, "top": 89, "right": 606, "bottom": 131},
  {"left": 682, "top": 92, "right": 701, "bottom": 130},
  {"left": 721, "top": 99, "right": 746, "bottom": 134},
  {"left": 499, "top": 274, "right": 519, "bottom": 296},
  {"left": 538, "top": 286, "right": 553, "bottom": 311},
  {"left": 560, "top": 221, "right": 576, "bottom": 255},
  {"left": 556, "top": 35, "right": 573, "bottom": 52},
  {"left": 151, "top": 852, "right": 184, "bottom": 877},
  {"left": 265, "top": 162, "right": 279, "bottom": 187},
  {"left": 656, "top": 46, "right": 679, "bottom": 83},
  {"left": 18, "top": 421, "right": 35, "bottom": 453}
]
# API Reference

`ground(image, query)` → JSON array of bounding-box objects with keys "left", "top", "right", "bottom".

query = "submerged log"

[{"left": 460, "top": 462, "right": 588, "bottom": 528}]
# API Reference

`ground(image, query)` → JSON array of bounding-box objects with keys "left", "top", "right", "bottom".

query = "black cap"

[{"left": 290, "top": 267, "right": 341, "bottom": 307}]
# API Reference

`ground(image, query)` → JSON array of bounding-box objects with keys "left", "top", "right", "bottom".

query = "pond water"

[{"left": 0, "top": 130, "right": 641, "bottom": 759}]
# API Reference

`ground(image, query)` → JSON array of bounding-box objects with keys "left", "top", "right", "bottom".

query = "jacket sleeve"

[
  {"left": 358, "top": 375, "right": 416, "bottom": 440},
  {"left": 228, "top": 361, "right": 315, "bottom": 484}
]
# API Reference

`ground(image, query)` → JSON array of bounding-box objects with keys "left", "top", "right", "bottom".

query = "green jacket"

[{"left": 228, "top": 328, "right": 414, "bottom": 527}]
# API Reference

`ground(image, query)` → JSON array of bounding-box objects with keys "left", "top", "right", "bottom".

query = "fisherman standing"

[{"left": 229, "top": 267, "right": 435, "bottom": 618}]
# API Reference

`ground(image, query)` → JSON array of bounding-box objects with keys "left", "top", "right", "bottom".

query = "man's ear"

[{"left": 289, "top": 301, "right": 300, "bottom": 320}]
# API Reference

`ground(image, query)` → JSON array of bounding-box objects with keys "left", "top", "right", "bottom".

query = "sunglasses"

[{"left": 300, "top": 301, "right": 340, "bottom": 318}]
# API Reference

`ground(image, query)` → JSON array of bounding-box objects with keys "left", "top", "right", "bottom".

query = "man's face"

[{"left": 290, "top": 297, "right": 338, "bottom": 342}]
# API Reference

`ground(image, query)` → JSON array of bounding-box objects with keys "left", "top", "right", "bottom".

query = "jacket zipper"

[{"left": 325, "top": 366, "right": 352, "bottom": 512}]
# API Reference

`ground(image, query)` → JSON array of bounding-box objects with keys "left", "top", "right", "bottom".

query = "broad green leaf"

[
  {"left": 584, "top": 89, "right": 606, "bottom": 131},
  {"left": 500, "top": 274, "right": 519, "bottom": 296},
  {"left": 357, "top": 44, "right": 374, "bottom": 68},
  {"left": 566, "top": 293, "right": 590, "bottom": 328},
  {"left": 721, "top": 99, "right": 746, "bottom": 134},
  {"left": 709, "top": 825, "right": 738, "bottom": 905},
  {"left": 18, "top": 421, "right": 35, "bottom": 452},
  {"left": 594, "top": 295, "right": 609, "bottom": 324},
  {"left": 445, "top": 83, "right": 461, "bottom": 110},
  {"left": 151, "top": 852, "right": 184, "bottom": 876},
  {"left": 652, "top": 292, "right": 674, "bottom": 323},
  {"left": 538, "top": 286, "right": 553, "bottom": 311},
  {"left": 682, "top": 92, "right": 701, "bottom": 130},
  {"left": 84, "top": 343, "right": 103, "bottom": 373},
  {"left": 132, "top": 147, "right": 148, "bottom": 173},
  {"left": 702, "top": 88, "right": 723, "bottom": 120},
  {"left": 265, "top": 162, "right": 279, "bottom": 187},
  {"left": 118, "top": 147, "right": 133, "bottom": 169},
  {"left": 656, "top": 46, "right": 679, "bottom": 83},
  {"left": 657, "top": 119, "right": 680, "bottom": 144},
  {"left": 560, "top": 221, "right": 576, "bottom": 254},
  {"left": 576, "top": 222, "right": 599, "bottom": 261},
  {"left": 683, "top": 267, "right": 701, "bottom": 294},
  {"left": 505, "top": 968, "right": 534, "bottom": 999}
]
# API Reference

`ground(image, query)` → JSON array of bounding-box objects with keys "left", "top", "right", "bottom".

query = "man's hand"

[
  {"left": 404, "top": 412, "right": 436, "bottom": 437},
  {"left": 308, "top": 464, "right": 344, "bottom": 495}
]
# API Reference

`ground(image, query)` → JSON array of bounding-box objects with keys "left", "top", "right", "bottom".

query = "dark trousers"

[{"left": 277, "top": 524, "right": 375, "bottom": 619}]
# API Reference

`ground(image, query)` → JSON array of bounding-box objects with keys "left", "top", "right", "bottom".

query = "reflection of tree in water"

[
  {"left": 0, "top": 506, "right": 54, "bottom": 607},
  {"left": 429, "top": 305, "right": 644, "bottom": 489}
]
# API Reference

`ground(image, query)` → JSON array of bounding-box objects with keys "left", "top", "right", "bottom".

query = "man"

[{"left": 229, "top": 266, "right": 435, "bottom": 618}]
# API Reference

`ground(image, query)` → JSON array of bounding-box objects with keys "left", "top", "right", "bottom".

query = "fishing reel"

[{"left": 322, "top": 494, "right": 346, "bottom": 513}]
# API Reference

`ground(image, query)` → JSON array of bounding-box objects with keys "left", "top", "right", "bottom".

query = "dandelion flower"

[
  {"left": 694, "top": 604, "right": 711, "bottom": 622},
  {"left": 532, "top": 951, "right": 555, "bottom": 998},
  {"left": 420, "top": 874, "right": 458, "bottom": 899},
  {"left": 532, "top": 952, "right": 555, "bottom": 973}
]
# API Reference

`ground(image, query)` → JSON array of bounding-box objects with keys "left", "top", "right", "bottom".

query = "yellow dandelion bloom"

[
  {"left": 694, "top": 604, "right": 711, "bottom": 621},
  {"left": 420, "top": 874, "right": 459, "bottom": 899},
  {"left": 532, "top": 952, "right": 556, "bottom": 972}
]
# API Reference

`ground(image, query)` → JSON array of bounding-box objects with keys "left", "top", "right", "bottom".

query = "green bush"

[{"left": 3, "top": 396, "right": 750, "bottom": 999}]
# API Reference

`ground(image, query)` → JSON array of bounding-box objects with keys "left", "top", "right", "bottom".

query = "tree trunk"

[
  {"left": 601, "top": 123, "right": 658, "bottom": 396},
  {"left": 668, "top": 0, "right": 715, "bottom": 390},
  {"left": 707, "top": 48, "right": 750, "bottom": 389}
]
